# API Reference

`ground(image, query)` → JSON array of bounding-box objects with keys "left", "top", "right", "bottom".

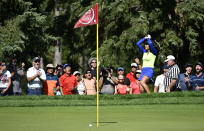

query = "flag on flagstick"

[{"left": 74, "top": 3, "right": 98, "bottom": 28}]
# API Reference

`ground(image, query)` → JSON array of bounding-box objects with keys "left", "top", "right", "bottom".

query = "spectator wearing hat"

[
  {"left": 129, "top": 70, "right": 142, "bottom": 94},
  {"left": 88, "top": 57, "right": 97, "bottom": 79},
  {"left": 116, "top": 67, "right": 130, "bottom": 86},
  {"left": 178, "top": 64, "right": 193, "bottom": 91},
  {"left": 43, "top": 64, "right": 61, "bottom": 96},
  {"left": 126, "top": 63, "right": 138, "bottom": 83},
  {"left": 115, "top": 75, "right": 132, "bottom": 95},
  {"left": 59, "top": 64, "right": 77, "bottom": 95},
  {"left": 154, "top": 65, "right": 169, "bottom": 93},
  {"left": 135, "top": 35, "right": 157, "bottom": 94},
  {"left": 84, "top": 70, "right": 96, "bottom": 95},
  {"left": 189, "top": 62, "right": 204, "bottom": 91},
  {"left": 164, "top": 55, "right": 180, "bottom": 92},
  {"left": 0, "top": 62, "right": 12, "bottom": 96},
  {"left": 73, "top": 71, "right": 86, "bottom": 95},
  {"left": 26, "top": 57, "right": 46, "bottom": 95}
]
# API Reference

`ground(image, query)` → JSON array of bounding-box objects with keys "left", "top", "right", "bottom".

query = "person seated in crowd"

[
  {"left": 26, "top": 57, "right": 46, "bottom": 95},
  {"left": 126, "top": 63, "right": 138, "bottom": 83},
  {"left": 99, "top": 67, "right": 117, "bottom": 94},
  {"left": 83, "top": 70, "right": 96, "bottom": 95},
  {"left": 73, "top": 71, "right": 86, "bottom": 95},
  {"left": 59, "top": 64, "right": 77, "bottom": 95},
  {"left": 0, "top": 62, "right": 11, "bottom": 96},
  {"left": 115, "top": 75, "right": 132, "bottom": 95},
  {"left": 189, "top": 62, "right": 204, "bottom": 90},
  {"left": 88, "top": 57, "right": 97, "bottom": 79},
  {"left": 116, "top": 67, "right": 130, "bottom": 86},
  {"left": 154, "top": 65, "right": 169, "bottom": 93},
  {"left": 178, "top": 64, "right": 193, "bottom": 91},
  {"left": 164, "top": 55, "right": 180, "bottom": 92},
  {"left": 43, "top": 64, "right": 61, "bottom": 96},
  {"left": 130, "top": 70, "right": 142, "bottom": 94}
]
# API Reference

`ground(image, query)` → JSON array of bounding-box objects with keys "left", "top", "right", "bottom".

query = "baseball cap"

[
  {"left": 195, "top": 62, "right": 203, "bottom": 68},
  {"left": 117, "top": 67, "right": 124, "bottom": 71},
  {"left": 135, "top": 70, "right": 141, "bottom": 74},
  {"left": 63, "top": 64, "right": 71, "bottom": 69},
  {"left": 162, "top": 64, "right": 169, "bottom": 69},
  {"left": 131, "top": 63, "right": 138, "bottom": 67},
  {"left": 32, "top": 57, "right": 40, "bottom": 62},
  {"left": 73, "top": 71, "right": 81, "bottom": 76},
  {"left": 46, "top": 64, "right": 54, "bottom": 68},
  {"left": 165, "top": 55, "right": 175, "bottom": 62}
]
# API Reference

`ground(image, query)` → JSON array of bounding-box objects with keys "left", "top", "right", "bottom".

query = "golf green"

[{"left": 0, "top": 104, "right": 204, "bottom": 131}]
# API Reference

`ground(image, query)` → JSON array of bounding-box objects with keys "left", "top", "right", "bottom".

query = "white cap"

[
  {"left": 136, "top": 70, "right": 141, "bottom": 73},
  {"left": 73, "top": 71, "right": 81, "bottom": 76},
  {"left": 165, "top": 55, "right": 175, "bottom": 62},
  {"left": 131, "top": 63, "right": 138, "bottom": 67}
]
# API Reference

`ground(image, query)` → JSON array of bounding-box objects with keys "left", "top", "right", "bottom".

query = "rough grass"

[{"left": 0, "top": 91, "right": 204, "bottom": 107}]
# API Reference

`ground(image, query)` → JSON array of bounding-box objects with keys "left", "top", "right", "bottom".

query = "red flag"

[{"left": 74, "top": 3, "right": 98, "bottom": 28}]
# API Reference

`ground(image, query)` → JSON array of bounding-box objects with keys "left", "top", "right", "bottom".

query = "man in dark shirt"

[{"left": 189, "top": 62, "right": 204, "bottom": 90}]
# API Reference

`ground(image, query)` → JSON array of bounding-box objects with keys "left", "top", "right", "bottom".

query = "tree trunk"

[{"left": 54, "top": 39, "right": 62, "bottom": 66}]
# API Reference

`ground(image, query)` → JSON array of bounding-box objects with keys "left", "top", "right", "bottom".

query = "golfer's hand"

[{"left": 145, "top": 34, "right": 151, "bottom": 39}]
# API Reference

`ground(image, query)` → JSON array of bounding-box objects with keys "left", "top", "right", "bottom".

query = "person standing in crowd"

[
  {"left": 154, "top": 65, "right": 169, "bottom": 93},
  {"left": 178, "top": 64, "right": 193, "bottom": 91},
  {"left": 8, "top": 58, "right": 22, "bottom": 95},
  {"left": 189, "top": 62, "right": 204, "bottom": 91},
  {"left": 134, "top": 57, "right": 142, "bottom": 70},
  {"left": 17, "top": 62, "right": 27, "bottom": 94},
  {"left": 73, "top": 71, "right": 85, "bottom": 95},
  {"left": 44, "top": 64, "right": 60, "bottom": 96},
  {"left": 99, "top": 67, "right": 117, "bottom": 94},
  {"left": 130, "top": 70, "right": 142, "bottom": 94},
  {"left": 84, "top": 70, "right": 96, "bottom": 95},
  {"left": 26, "top": 57, "right": 46, "bottom": 95},
  {"left": 88, "top": 57, "right": 97, "bottom": 79},
  {"left": 59, "top": 64, "right": 77, "bottom": 95},
  {"left": 116, "top": 67, "right": 130, "bottom": 86},
  {"left": 164, "top": 55, "right": 180, "bottom": 92},
  {"left": 54, "top": 64, "right": 63, "bottom": 78},
  {"left": 126, "top": 63, "right": 138, "bottom": 83},
  {"left": 115, "top": 75, "right": 132, "bottom": 95},
  {"left": 136, "top": 34, "right": 157, "bottom": 94},
  {"left": 0, "top": 62, "right": 11, "bottom": 96}
]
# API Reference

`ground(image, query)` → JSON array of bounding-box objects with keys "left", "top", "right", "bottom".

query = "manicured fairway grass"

[{"left": 1, "top": 104, "right": 204, "bottom": 131}]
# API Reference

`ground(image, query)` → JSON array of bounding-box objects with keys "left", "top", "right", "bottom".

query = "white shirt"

[
  {"left": 77, "top": 81, "right": 85, "bottom": 95},
  {"left": 0, "top": 70, "right": 11, "bottom": 88},
  {"left": 27, "top": 67, "right": 46, "bottom": 89},
  {"left": 154, "top": 74, "right": 166, "bottom": 93}
]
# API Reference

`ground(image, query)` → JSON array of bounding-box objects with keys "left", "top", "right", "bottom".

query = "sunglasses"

[
  {"left": 0, "top": 64, "right": 6, "bottom": 66},
  {"left": 91, "top": 61, "right": 97, "bottom": 63},
  {"left": 131, "top": 66, "right": 137, "bottom": 68}
]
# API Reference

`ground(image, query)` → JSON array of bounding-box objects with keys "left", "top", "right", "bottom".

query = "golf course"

[{"left": 1, "top": 92, "right": 204, "bottom": 131}]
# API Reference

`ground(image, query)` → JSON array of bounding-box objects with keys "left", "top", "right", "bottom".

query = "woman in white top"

[{"left": 0, "top": 62, "right": 11, "bottom": 96}]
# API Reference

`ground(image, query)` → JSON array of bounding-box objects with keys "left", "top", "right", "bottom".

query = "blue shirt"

[
  {"left": 190, "top": 73, "right": 204, "bottom": 90},
  {"left": 46, "top": 73, "right": 59, "bottom": 86},
  {"left": 179, "top": 73, "right": 192, "bottom": 91}
]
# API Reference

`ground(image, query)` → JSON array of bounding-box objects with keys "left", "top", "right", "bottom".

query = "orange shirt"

[
  {"left": 116, "top": 84, "right": 128, "bottom": 95},
  {"left": 126, "top": 72, "right": 136, "bottom": 83},
  {"left": 59, "top": 74, "right": 77, "bottom": 95}
]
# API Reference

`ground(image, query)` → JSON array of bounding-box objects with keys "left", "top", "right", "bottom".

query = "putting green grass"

[{"left": 0, "top": 104, "right": 204, "bottom": 131}]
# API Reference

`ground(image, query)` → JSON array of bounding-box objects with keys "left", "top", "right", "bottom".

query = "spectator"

[
  {"left": 189, "top": 62, "right": 204, "bottom": 91},
  {"left": 164, "top": 55, "right": 180, "bottom": 92},
  {"left": 17, "top": 62, "right": 27, "bottom": 94},
  {"left": 154, "top": 65, "right": 169, "bottom": 93},
  {"left": 59, "top": 64, "right": 77, "bottom": 95},
  {"left": 43, "top": 64, "right": 60, "bottom": 96},
  {"left": 26, "top": 57, "right": 46, "bottom": 95},
  {"left": 84, "top": 70, "right": 96, "bottom": 95},
  {"left": 116, "top": 67, "right": 130, "bottom": 86},
  {"left": 136, "top": 35, "right": 157, "bottom": 94},
  {"left": 126, "top": 63, "right": 138, "bottom": 83},
  {"left": 99, "top": 67, "right": 117, "bottom": 94},
  {"left": 88, "top": 57, "right": 97, "bottom": 79},
  {"left": 0, "top": 62, "right": 12, "bottom": 96},
  {"left": 73, "top": 71, "right": 85, "bottom": 95},
  {"left": 178, "top": 64, "right": 193, "bottom": 91},
  {"left": 8, "top": 58, "right": 22, "bottom": 95},
  {"left": 55, "top": 64, "right": 63, "bottom": 78},
  {"left": 115, "top": 75, "right": 132, "bottom": 95},
  {"left": 130, "top": 70, "right": 142, "bottom": 94},
  {"left": 134, "top": 57, "right": 142, "bottom": 70}
]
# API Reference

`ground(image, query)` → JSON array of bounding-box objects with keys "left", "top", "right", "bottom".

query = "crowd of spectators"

[{"left": 0, "top": 55, "right": 204, "bottom": 96}]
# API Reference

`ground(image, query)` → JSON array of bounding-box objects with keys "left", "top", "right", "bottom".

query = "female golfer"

[{"left": 136, "top": 35, "right": 157, "bottom": 94}]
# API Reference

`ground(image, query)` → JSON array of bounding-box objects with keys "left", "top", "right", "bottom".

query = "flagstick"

[{"left": 96, "top": 23, "right": 99, "bottom": 127}]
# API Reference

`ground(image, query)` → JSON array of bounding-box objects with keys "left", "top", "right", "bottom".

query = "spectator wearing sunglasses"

[{"left": 88, "top": 57, "right": 97, "bottom": 79}]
